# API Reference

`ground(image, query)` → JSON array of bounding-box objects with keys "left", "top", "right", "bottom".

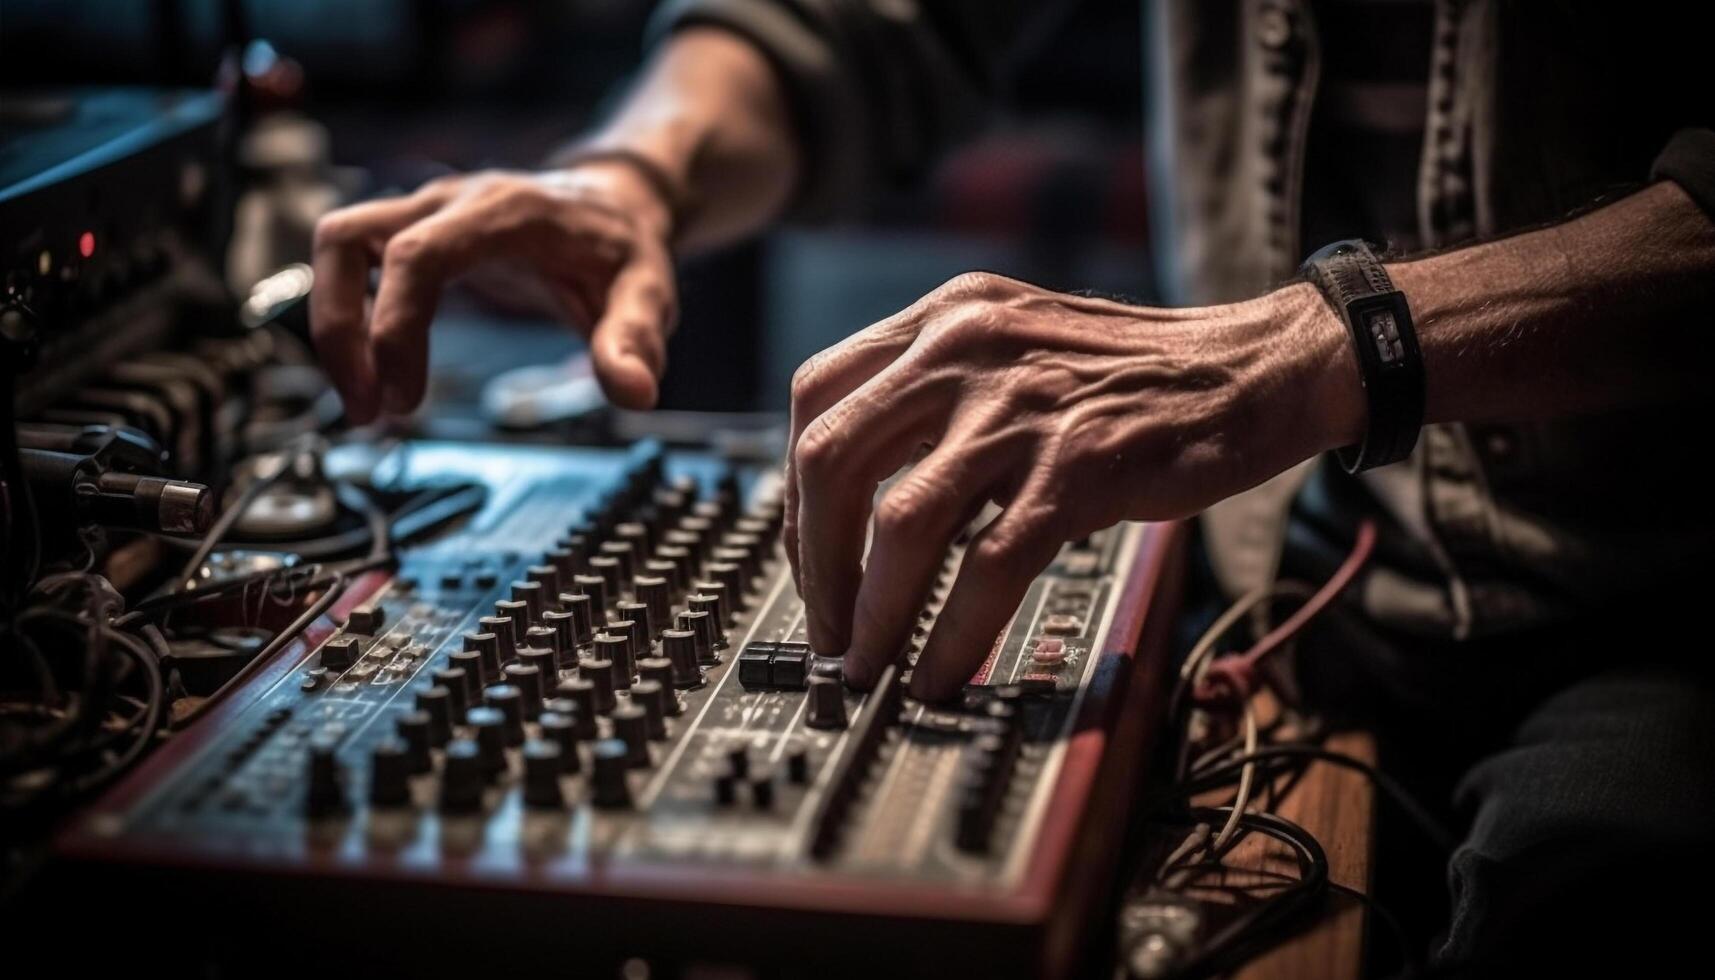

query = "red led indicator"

[{"left": 78, "top": 231, "right": 96, "bottom": 259}]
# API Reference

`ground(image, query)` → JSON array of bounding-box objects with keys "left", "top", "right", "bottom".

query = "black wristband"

[{"left": 1301, "top": 239, "right": 1425, "bottom": 473}]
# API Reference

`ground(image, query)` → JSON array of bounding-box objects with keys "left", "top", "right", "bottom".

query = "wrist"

[
  {"left": 1278, "top": 281, "right": 1368, "bottom": 456},
  {"left": 549, "top": 150, "right": 680, "bottom": 244}
]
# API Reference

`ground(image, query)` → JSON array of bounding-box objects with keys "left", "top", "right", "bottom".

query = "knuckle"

[
  {"left": 790, "top": 353, "right": 829, "bottom": 407},
  {"left": 312, "top": 211, "right": 359, "bottom": 250},
  {"left": 380, "top": 231, "right": 433, "bottom": 271},
  {"left": 940, "top": 270, "right": 1003, "bottom": 298},
  {"left": 794, "top": 417, "right": 842, "bottom": 480}
]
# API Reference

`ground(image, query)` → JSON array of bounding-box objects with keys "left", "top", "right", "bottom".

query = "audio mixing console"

[{"left": 57, "top": 440, "right": 1185, "bottom": 978}]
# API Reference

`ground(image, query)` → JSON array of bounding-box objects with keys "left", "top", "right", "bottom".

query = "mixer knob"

[
  {"left": 345, "top": 606, "right": 384, "bottom": 635},
  {"left": 521, "top": 740, "right": 566, "bottom": 809},
  {"left": 611, "top": 704, "right": 652, "bottom": 768},
  {"left": 661, "top": 629, "right": 702, "bottom": 688},
  {"left": 676, "top": 514, "right": 714, "bottom": 552},
  {"left": 431, "top": 667, "right": 471, "bottom": 721},
  {"left": 642, "top": 558, "right": 682, "bottom": 597},
  {"left": 654, "top": 544, "right": 695, "bottom": 591},
  {"left": 525, "top": 564, "right": 562, "bottom": 603},
  {"left": 615, "top": 596, "right": 651, "bottom": 642},
  {"left": 538, "top": 710, "right": 582, "bottom": 774},
  {"left": 521, "top": 632, "right": 559, "bottom": 673},
  {"left": 615, "top": 521, "right": 652, "bottom": 561},
  {"left": 787, "top": 746, "right": 811, "bottom": 784},
  {"left": 439, "top": 739, "right": 485, "bottom": 814},
  {"left": 589, "top": 739, "right": 633, "bottom": 809},
  {"left": 633, "top": 579, "right": 672, "bottom": 639},
  {"left": 476, "top": 618, "right": 515, "bottom": 667},
  {"left": 630, "top": 679, "right": 669, "bottom": 739},
  {"left": 635, "top": 658, "right": 681, "bottom": 713},
  {"left": 591, "top": 633, "right": 634, "bottom": 689},
  {"left": 465, "top": 706, "right": 509, "bottom": 778},
  {"left": 806, "top": 676, "right": 848, "bottom": 730},
  {"left": 713, "top": 774, "right": 738, "bottom": 806},
  {"left": 705, "top": 561, "right": 747, "bottom": 609},
  {"left": 493, "top": 600, "right": 530, "bottom": 643},
  {"left": 483, "top": 685, "right": 526, "bottom": 746},
  {"left": 676, "top": 610, "right": 719, "bottom": 665},
  {"left": 690, "top": 580, "right": 732, "bottom": 626},
  {"left": 726, "top": 744, "right": 750, "bottom": 779},
  {"left": 688, "top": 594, "right": 727, "bottom": 648},
  {"left": 581, "top": 658, "right": 618, "bottom": 714},
  {"left": 369, "top": 737, "right": 413, "bottom": 807},
  {"left": 555, "top": 679, "right": 602, "bottom": 736},
  {"left": 539, "top": 611, "right": 576, "bottom": 667},
  {"left": 305, "top": 735, "right": 346, "bottom": 817},
  {"left": 570, "top": 574, "right": 609, "bottom": 624},
  {"left": 596, "top": 543, "right": 634, "bottom": 591},
  {"left": 510, "top": 580, "right": 545, "bottom": 620},
  {"left": 750, "top": 770, "right": 776, "bottom": 810},
  {"left": 546, "top": 546, "right": 579, "bottom": 581},
  {"left": 396, "top": 710, "right": 434, "bottom": 774},
  {"left": 320, "top": 636, "right": 361, "bottom": 672},
  {"left": 503, "top": 662, "right": 545, "bottom": 720},
  {"left": 415, "top": 685, "right": 455, "bottom": 745},
  {"left": 557, "top": 592, "right": 596, "bottom": 647},
  {"left": 460, "top": 633, "right": 499, "bottom": 685}
]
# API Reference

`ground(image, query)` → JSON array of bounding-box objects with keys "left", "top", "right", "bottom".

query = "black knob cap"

[
  {"left": 610, "top": 704, "right": 651, "bottom": 768},
  {"left": 305, "top": 734, "right": 345, "bottom": 817},
  {"left": 635, "top": 657, "right": 681, "bottom": 713},
  {"left": 369, "top": 737, "right": 413, "bottom": 807},
  {"left": 588, "top": 554, "right": 624, "bottom": 601},
  {"left": 519, "top": 641, "right": 559, "bottom": 686},
  {"left": 483, "top": 684, "right": 526, "bottom": 746},
  {"left": 570, "top": 575, "right": 608, "bottom": 624},
  {"left": 555, "top": 679, "right": 601, "bottom": 737},
  {"left": 688, "top": 594, "right": 727, "bottom": 648},
  {"left": 469, "top": 626, "right": 506, "bottom": 677},
  {"left": 661, "top": 629, "right": 702, "bottom": 689},
  {"left": 750, "top": 770, "right": 776, "bottom": 809},
  {"left": 590, "top": 739, "right": 633, "bottom": 808},
  {"left": 547, "top": 545, "right": 579, "bottom": 580},
  {"left": 615, "top": 597, "right": 652, "bottom": 645},
  {"left": 346, "top": 605, "right": 385, "bottom": 634},
  {"left": 580, "top": 658, "right": 618, "bottom": 714},
  {"left": 654, "top": 543, "right": 695, "bottom": 591},
  {"left": 677, "top": 610, "right": 718, "bottom": 665},
  {"left": 466, "top": 706, "right": 509, "bottom": 778},
  {"left": 726, "top": 744, "right": 750, "bottom": 779},
  {"left": 522, "top": 740, "right": 565, "bottom": 808},
  {"left": 590, "top": 634, "right": 632, "bottom": 690},
  {"left": 539, "top": 610, "right": 576, "bottom": 667},
  {"left": 643, "top": 558, "right": 683, "bottom": 598},
  {"left": 706, "top": 561, "right": 746, "bottom": 609},
  {"left": 396, "top": 710, "right": 433, "bottom": 774},
  {"left": 634, "top": 580, "right": 672, "bottom": 640},
  {"left": 320, "top": 636, "right": 360, "bottom": 671},
  {"left": 630, "top": 679, "right": 669, "bottom": 739},
  {"left": 538, "top": 709, "right": 582, "bottom": 774},
  {"left": 439, "top": 739, "right": 485, "bottom": 814},
  {"left": 806, "top": 675, "right": 848, "bottom": 730},
  {"left": 523, "top": 626, "right": 559, "bottom": 664},
  {"left": 492, "top": 601, "right": 529, "bottom": 646},
  {"left": 525, "top": 564, "right": 562, "bottom": 603},
  {"left": 510, "top": 580, "right": 545, "bottom": 620},
  {"left": 600, "top": 540, "right": 637, "bottom": 591},
  {"left": 415, "top": 685, "right": 454, "bottom": 745},
  {"left": 432, "top": 667, "right": 471, "bottom": 721},
  {"left": 691, "top": 579, "right": 732, "bottom": 626},
  {"left": 504, "top": 662, "right": 545, "bottom": 719},
  {"left": 787, "top": 746, "right": 811, "bottom": 784},
  {"left": 453, "top": 641, "right": 491, "bottom": 689},
  {"left": 558, "top": 592, "right": 596, "bottom": 646}
]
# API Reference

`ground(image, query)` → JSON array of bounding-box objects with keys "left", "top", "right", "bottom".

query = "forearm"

[
  {"left": 577, "top": 27, "right": 801, "bottom": 253},
  {"left": 1391, "top": 181, "right": 1715, "bottom": 431}
]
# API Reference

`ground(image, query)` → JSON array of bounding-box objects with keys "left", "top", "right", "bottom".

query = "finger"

[
  {"left": 784, "top": 298, "right": 943, "bottom": 596},
  {"left": 793, "top": 347, "right": 956, "bottom": 658},
  {"left": 309, "top": 194, "right": 444, "bottom": 422},
  {"left": 909, "top": 488, "right": 1066, "bottom": 701},
  {"left": 587, "top": 247, "right": 676, "bottom": 410},
  {"left": 841, "top": 438, "right": 1010, "bottom": 689}
]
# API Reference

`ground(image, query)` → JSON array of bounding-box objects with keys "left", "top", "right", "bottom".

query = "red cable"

[{"left": 1193, "top": 518, "right": 1378, "bottom": 706}]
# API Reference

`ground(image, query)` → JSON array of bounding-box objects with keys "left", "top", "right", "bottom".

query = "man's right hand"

[{"left": 309, "top": 160, "right": 679, "bottom": 423}]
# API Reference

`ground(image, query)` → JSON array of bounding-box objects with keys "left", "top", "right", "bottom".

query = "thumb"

[{"left": 589, "top": 256, "right": 675, "bottom": 410}]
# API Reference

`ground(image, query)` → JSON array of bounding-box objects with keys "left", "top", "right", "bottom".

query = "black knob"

[
  {"left": 643, "top": 559, "right": 682, "bottom": 597},
  {"left": 525, "top": 564, "right": 562, "bottom": 603},
  {"left": 472, "top": 622, "right": 510, "bottom": 672},
  {"left": 630, "top": 679, "right": 669, "bottom": 739},
  {"left": 522, "top": 740, "right": 565, "bottom": 808},
  {"left": 510, "top": 580, "right": 545, "bottom": 620},
  {"left": 320, "top": 636, "right": 360, "bottom": 671},
  {"left": 454, "top": 640, "right": 492, "bottom": 688},
  {"left": 547, "top": 546, "right": 579, "bottom": 581},
  {"left": 591, "top": 634, "right": 633, "bottom": 690},
  {"left": 519, "top": 641, "right": 559, "bottom": 688},
  {"left": 590, "top": 739, "right": 633, "bottom": 808},
  {"left": 369, "top": 737, "right": 413, "bottom": 807},
  {"left": 555, "top": 679, "right": 601, "bottom": 737},
  {"left": 725, "top": 744, "right": 750, "bottom": 779},
  {"left": 558, "top": 592, "right": 596, "bottom": 646},
  {"left": 634, "top": 580, "right": 672, "bottom": 640},
  {"left": 713, "top": 774, "right": 737, "bottom": 806},
  {"left": 483, "top": 684, "right": 526, "bottom": 746},
  {"left": 589, "top": 553, "right": 625, "bottom": 599},
  {"left": 750, "top": 770, "right": 775, "bottom": 809},
  {"left": 600, "top": 540, "right": 637, "bottom": 591},
  {"left": 504, "top": 662, "right": 545, "bottom": 719},
  {"left": 654, "top": 544, "right": 694, "bottom": 591},
  {"left": 396, "top": 710, "right": 433, "bottom": 774},
  {"left": 493, "top": 600, "right": 530, "bottom": 644},
  {"left": 610, "top": 704, "right": 651, "bottom": 768},
  {"left": 571, "top": 574, "right": 608, "bottom": 623},
  {"left": 691, "top": 579, "right": 732, "bottom": 626},
  {"left": 581, "top": 658, "right": 618, "bottom": 714},
  {"left": 787, "top": 746, "right": 811, "bottom": 784},
  {"left": 806, "top": 675, "right": 848, "bottom": 730},
  {"left": 415, "top": 685, "right": 454, "bottom": 745},
  {"left": 706, "top": 561, "right": 746, "bottom": 608},
  {"left": 466, "top": 706, "right": 509, "bottom": 777},
  {"left": 636, "top": 658, "right": 681, "bottom": 713},
  {"left": 615, "top": 598, "right": 652, "bottom": 646},
  {"left": 346, "top": 605, "right": 385, "bottom": 634},
  {"left": 688, "top": 594, "right": 727, "bottom": 647},
  {"left": 439, "top": 739, "right": 485, "bottom": 814},
  {"left": 661, "top": 629, "right": 702, "bottom": 689},
  {"left": 677, "top": 610, "right": 719, "bottom": 665},
  {"left": 523, "top": 626, "right": 559, "bottom": 664},
  {"left": 538, "top": 710, "right": 582, "bottom": 774},
  {"left": 432, "top": 667, "right": 471, "bottom": 721},
  {"left": 711, "top": 546, "right": 753, "bottom": 589},
  {"left": 539, "top": 610, "right": 576, "bottom": 666},
  {"left": 305, "top": 734, "right": 345, "bottom": 817}
]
